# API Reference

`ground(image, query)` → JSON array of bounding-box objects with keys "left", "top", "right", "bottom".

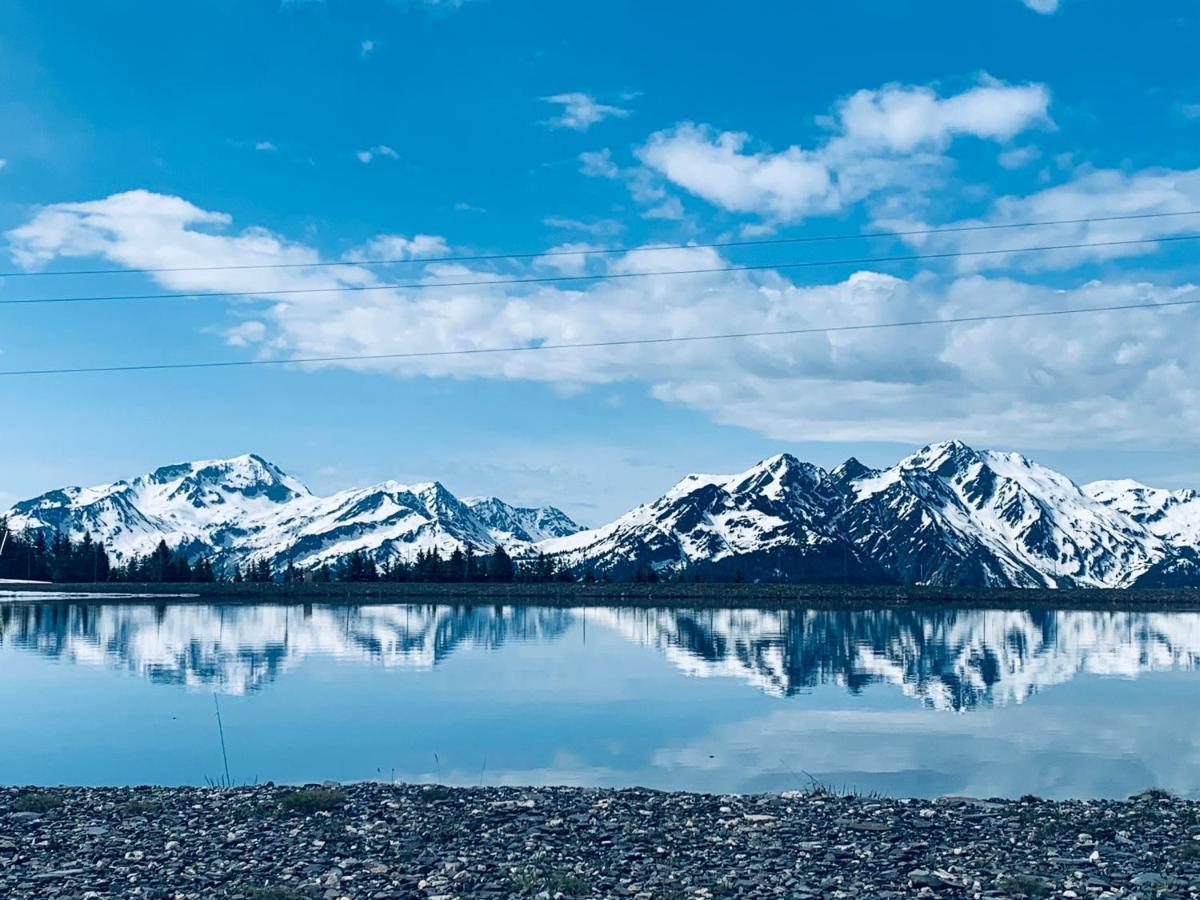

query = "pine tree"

[{"left": 489, "top": 545, "right": 515, "bottom": 583}]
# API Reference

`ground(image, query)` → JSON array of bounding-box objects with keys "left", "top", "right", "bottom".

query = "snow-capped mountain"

[
  {"left": 5, "top": 455, "right": 582, "bottom": 573},
  {"left": 4, "top": 441, "right": 1199, "bottom": 587},
  {"left": 1085, "top": 479, "right": 1200, "bottom": 549},
  {"left": 833, "top": 441, "right": 1169, "bottom": 588},
  {"left": 536, "top": 453, "right": 886, "bottom": 582},
  {"left": 6, "top": 454, "right": 311, "bottom": 564},
  {"left": 463, "top": 497, "right": 583, "bottom": 544},
  {"left": 538, "top": 440, "right": 1199, "bottom": 588}
]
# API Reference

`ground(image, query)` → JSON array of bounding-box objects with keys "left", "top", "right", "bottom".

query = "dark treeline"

[{"left": 0, "top": 521, "right": 583, "bottom": 585}]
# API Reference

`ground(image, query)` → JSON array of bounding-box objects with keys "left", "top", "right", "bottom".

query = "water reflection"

[{"left": 2, "top": 601, "right": 1197, "bottom": 709}]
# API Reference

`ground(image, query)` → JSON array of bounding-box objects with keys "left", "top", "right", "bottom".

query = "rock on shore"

[{"left": 1, "top": 783, "right": 1198, "bottom": 898}]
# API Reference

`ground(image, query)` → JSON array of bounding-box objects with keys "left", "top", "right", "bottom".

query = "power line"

[
  {"left": 3, "top": 294, "right": 1196, "bottom": 378},
  {"left": 3, "top": 208, "right": 1198, "bottom": 280},
  {"left": 3, "top": 233, "right": 1199, "bottom": 308}
]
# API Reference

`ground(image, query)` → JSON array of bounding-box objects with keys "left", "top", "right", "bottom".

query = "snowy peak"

[
  {"left": 840, "top": 441, "right": 1167, "bottom": 588},
  {"left": 1085, "top": 479, "right": 1200, "bottom": 549},
  {"left": 464, "top": 497, "right": 583, "bottom": 544}
]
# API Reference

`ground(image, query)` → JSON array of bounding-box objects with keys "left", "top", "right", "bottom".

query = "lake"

[{"left": 1, "top": 598, "right": 1198, "bottom": 799}]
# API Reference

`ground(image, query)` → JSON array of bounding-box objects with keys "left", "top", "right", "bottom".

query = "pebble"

[{"left": 0, "top": 784, "right": 1197, "bottom": 898}]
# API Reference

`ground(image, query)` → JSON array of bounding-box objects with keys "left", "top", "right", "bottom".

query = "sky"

[{"left": 2, "top": 0, "right": 1199, "bottom": 524}]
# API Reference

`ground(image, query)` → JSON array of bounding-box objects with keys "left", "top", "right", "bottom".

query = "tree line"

[{"left": 0, "top": 521, "right": 579, "bottom": 584}]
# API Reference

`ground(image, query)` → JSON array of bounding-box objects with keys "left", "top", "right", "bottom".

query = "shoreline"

[
  {"left": 1, "top": 783, "right": 1197, "bottom": 898},
  {"left": 2, "top": 580, "right": 1200, "bottom": 611}
]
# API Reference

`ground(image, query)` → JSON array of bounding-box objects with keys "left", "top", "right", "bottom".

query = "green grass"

[
  {"left": 278, "top": 787, "right": 346, "bottom": 815},
  {"left": 995, "top": 874, "right": 1053, "bottom": 897},
  {"left": 510, "top": 868, "right": 589, "bottom": 897},
  {"left": 117, "top": 799, "right": 161, "bottom": 817},
  {"left": 11, "top": 791, "right": 63, "bottom": 813}
]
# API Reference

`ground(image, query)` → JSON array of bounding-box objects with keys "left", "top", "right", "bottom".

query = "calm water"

[{"left": 1, "top": 599, "right": 1198, "bottom": 798}]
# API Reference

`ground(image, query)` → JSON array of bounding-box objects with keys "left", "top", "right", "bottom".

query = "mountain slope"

[
  {"left": 536, "top": 454, "right": 887, "bottom": 582},
  {"left": 463, "top": 497, "right": 582, "bottom": 544},
  {"left": 834, "top": 441, "right": 1168, "bottom": 588},
  {"left": 1085, "top": 479, "right": 1200, "bottom": 549}
]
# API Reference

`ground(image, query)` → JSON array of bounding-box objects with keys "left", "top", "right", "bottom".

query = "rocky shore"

[{"left": 1, "top": 783, "right": 1198, "bottom": 898}]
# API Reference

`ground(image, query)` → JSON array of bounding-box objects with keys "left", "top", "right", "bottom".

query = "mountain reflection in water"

[{"left": 2, "top": 602, "right": 1197, "bottom": 710}]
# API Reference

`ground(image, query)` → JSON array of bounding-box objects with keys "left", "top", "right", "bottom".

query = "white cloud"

[
  {"left": 578, "top": 149, "right": 620, "bottom": 179},
  {"left": 628, "top": 78, "right": 1051, "bottom": 223},
  {"left": 543, "top": 216, "right": 623, "bottom": 237},
  {"left": 543, "top": 93, "right": 630, "bottom": 131},
  {"left": 343, "top": 234, "right": 450, "bottom": 262},
  {"left": 997, "top": 145, "right": 1041, "bottom": 169},
  {"left": 638, "top": 124, "right": 837, "bottom": 220},
  {"left": 356, "top": 145, "right": 399, "bottom": 164},
  {"left": 877, "top": 166, "right": 1200, "bottom": 271},
  {"left": 225, "top": 320, "right": 268, "bottom": 347},
  {"left": 1022, "top": 0, "right": 1060, "bottom": 12},
  {"left": 360, "top": 39, "right": 375, "bottom": 58},
  {"left": 834, "top": 80, "right": 1050, "bottom": 152},
  {"left": 9, "top": 189, "right": 1200, "bottom": 452},
  {"left": 254, "top": 141, "right": 278, "bottom": 152},
  {"left": 1180, "top": 103, "right": 1200, "bottom": 121}
]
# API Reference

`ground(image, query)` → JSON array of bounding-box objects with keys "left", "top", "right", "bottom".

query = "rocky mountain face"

[{"left": 4, "top": 441, "right": 1200, "bottom": 587}]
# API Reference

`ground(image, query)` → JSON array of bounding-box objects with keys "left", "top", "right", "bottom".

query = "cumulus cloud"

[
  {"left": 225, "top": 320, "right": 268, "bottom": 347},
  {"left": 638, "top": 124, "right": 836, "bottom": 220},
  {"left": 543, "top": 93, "right": 630, "bottom": 131},
  {"left": 835, "top": 80, "right": 1050, "bottom": 152},
  {"left": 343, "top": 234, "right": 450, "bottom": 262},
  {"left": 579, "top": 149, "right": 621, "bottom": 179},
  {"left": 254, "top": 141, "right": 278, "bottom": 152},
  {"left": 1022, "top": 0, "right": 1060, "bottom": 12},
  {"left": 8, "top": 190, "right": 1199, "bottom": 450},
  {"left": 877, "top": 166, "right": 1200, "bottom": 271},
  {"left": 356, "top": 145, "right": 399, "bottom": 164},
  {"left": 997, "top": 145, "right": 1041, "bottom": 169},
  {"left": 627, "top": 78, "right": 1051, "bottom": 224}
]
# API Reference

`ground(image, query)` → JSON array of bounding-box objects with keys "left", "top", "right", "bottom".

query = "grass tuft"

[
  {"left": 1178, "top": 841, "right": 1200, "bottom": 861},
  {"left": 244, "top": 886, "right": 305, "bottom": 900},
  {"left": 996, "top": 874, "right": 1053, "bottom": 897},
  {"left": 117, "top": 799, "right": 161, "bottom": 817},
  {"left": 278, "top": 787, "right": 345, "bottom": 815},
  {"left": 413, "top": 785, "right": 454, "bottom": 804},
  {"left": 1136, "top": 787, "right": 1175, "bottom": 801},
  {"left": 510, "top": 867, "right": 589, "bottom": 897},
  {"left": 11, "top": 791, "right": 63, "bottom": 813}
]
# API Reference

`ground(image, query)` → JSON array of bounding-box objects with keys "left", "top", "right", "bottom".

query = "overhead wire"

[
  {"left": 3, "top": 233, "right": 1199, "bottom": 307},
  {"left": 2, "top": 208, "right": 1197, "bottom": 279},
  {"left": 3, "top": 294, "right": 1196, "bottom": 378}
]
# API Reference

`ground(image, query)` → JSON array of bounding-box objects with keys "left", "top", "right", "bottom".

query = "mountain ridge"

[{"left": 5, "top": 441, "right": 1200, "bottom": 588}]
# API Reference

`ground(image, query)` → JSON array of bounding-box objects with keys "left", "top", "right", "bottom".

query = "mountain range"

[{"left": 5, "top": 440, "right": 1200, "bottom": 588}]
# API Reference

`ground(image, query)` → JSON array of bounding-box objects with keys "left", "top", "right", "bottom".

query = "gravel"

[{"left": 1, "top": 783, "right": 1198, "bottom": 898}]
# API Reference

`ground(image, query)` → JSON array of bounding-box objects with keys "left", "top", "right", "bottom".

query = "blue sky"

[{"left": 2, "top": 0, "right": 1199, "bottom": 523}]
